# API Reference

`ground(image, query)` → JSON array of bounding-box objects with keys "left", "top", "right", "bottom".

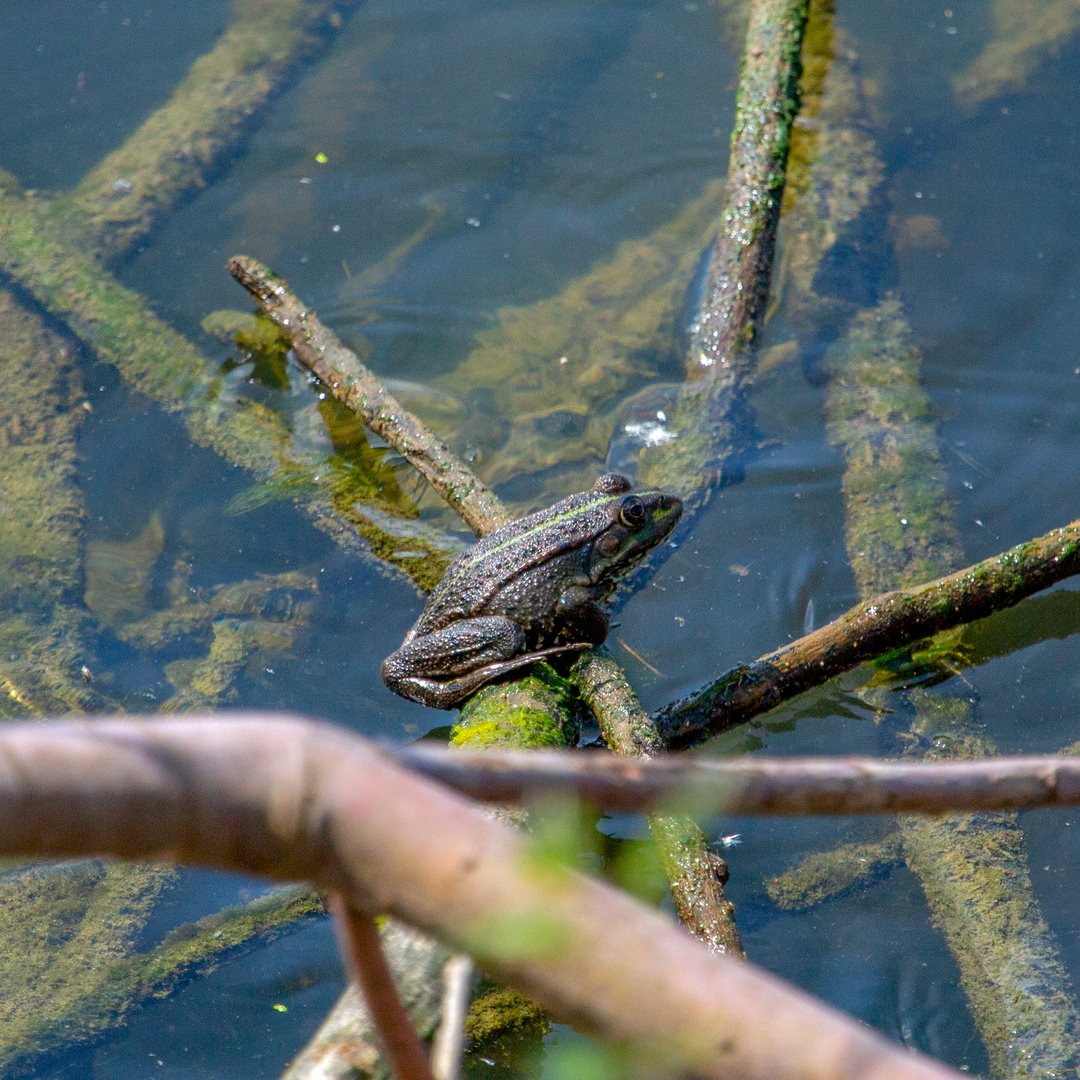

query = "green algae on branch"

[
  {"left": 0, "top": 881, "right": 324, "bottom": 1076},
  {"left": 450, "top": 665, "right": 582, "bottom": 751},
  {"left": 824, "top": 301, "right": 962, "bottom": 594},
  {"left": 572, "top": 650, "right": 744, "bottom": 957},
  {"left": 896, "top": 692, "right": 1080, "bottom": 1080},
  {"left": 0, "top": 175, "right": 451, "bottom": 593},
  {"left": 72, "top": 0, "right": 364, "bottom": 262},
  {"left": 0, "top": 861, "right": 176, "bottom": 1074},
  {"left": 653, "top": 512, "right": 1080, "bottom": 748},
  {"left": 0, "top": 288, "right": 115, "bottom": 717},
  {"left": 765, "top": 831, "right": 903, "bottom": 911},
  {"left": 637, "top": 0, "right": 809, "bottom": 504},
  {"left": 229, "top": 256, "right": 510, "bottom": 539}
]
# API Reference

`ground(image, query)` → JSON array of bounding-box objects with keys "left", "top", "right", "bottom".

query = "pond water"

[{"left": 3, "top": 0, "right": 1080, "bottom": 1075}]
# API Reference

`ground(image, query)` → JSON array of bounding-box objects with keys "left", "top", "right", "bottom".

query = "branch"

[
  {"left": 228, "top": 256, "right": 509, "bottom": 538},
  {"left": 654, "top": 517, "right": 1080, "bottom": 748},
  {"left": 227, "top": 257, "right": 743, "bottom": 951},
  {"left": 330, "top": 897, "right": 437, "bottom": 1080},
  {"left": 0, "top": 713, "right": 958, "bottom": 1080},
  {"left": 686, "top": 0, "right": 810, "bottom": 379},
  {"left": 573, "top": 651, "right": 744, "bottom": 957},
  {"left": 397, "top": 745, "right": 1080, "bottom": 817},
  {"left": 430, "top": 955, "right": 474, "bottom": 1080}
]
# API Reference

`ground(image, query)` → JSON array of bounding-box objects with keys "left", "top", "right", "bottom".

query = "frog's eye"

[{"left": 618, "top": 496, "right": 646, "bottom": 530}]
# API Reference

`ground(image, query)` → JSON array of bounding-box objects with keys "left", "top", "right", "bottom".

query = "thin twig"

[
  {"left": 0, "top": 714, "right": 960, "bottom": 1080},
  {"left": 396, "top": 745, "right": 1080, "bottom": 817},
  {"left": 228, "top": 256, "right": 509, "bottom": 538},
  {"left": 430, "top": 955, "right": 474, "bottom": 1080},
  {"left": 655, "top": 516, "right": 1080, "bottom": 748},
  {"left": 329, "top": 895, "right": 437, "bottom": 1080}
]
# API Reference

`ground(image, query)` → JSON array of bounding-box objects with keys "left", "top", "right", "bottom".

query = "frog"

[{"left": 381, "top": 473, "right": 682, "bottom": 709}]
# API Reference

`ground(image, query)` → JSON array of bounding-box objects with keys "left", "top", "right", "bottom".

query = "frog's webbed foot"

[{"left": 384, "top": 642, "right": 591, "bottom": 710}]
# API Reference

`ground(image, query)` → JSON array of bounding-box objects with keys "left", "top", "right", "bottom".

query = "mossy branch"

[
  {"left": 654, "top": 515, "right": 1080, "bottom": 748},
  {"left": 229, "top": 256, "right": 510, "bottom": 539}
]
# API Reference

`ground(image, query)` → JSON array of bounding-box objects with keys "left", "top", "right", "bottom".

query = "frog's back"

[{"left": 414, "top": 490, "right": 618, "bottom": 633}]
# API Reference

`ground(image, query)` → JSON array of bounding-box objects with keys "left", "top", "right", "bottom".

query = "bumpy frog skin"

[{"left": 381, "top": 474, "right": 682, "bottom": 709}]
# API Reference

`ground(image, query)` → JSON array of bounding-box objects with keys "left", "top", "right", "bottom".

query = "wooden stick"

[
  {"left": 429, "top": 955, "right": 473, "bottom": 1080},
  {"left": 655, "top": 517, "right": 1080, "bottom": 747},
  {"left": 329, "top": 895, "right": 438, "bottom": 1080},
  {"left": 396, "top": 745, "right": 1080, "bottom": 817},
  {"left": 228, "top": 256, "right": 509, "bottom": 538}
]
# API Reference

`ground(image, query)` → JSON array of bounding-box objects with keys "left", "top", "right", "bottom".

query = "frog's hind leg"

[
  {"left": 382, "top": 615, "right": 588, "bottom": 709},
  {"left": 421, "top": 644, "right": 593, "bottom": 708}
]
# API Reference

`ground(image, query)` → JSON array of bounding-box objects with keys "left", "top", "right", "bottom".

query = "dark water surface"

[{"left": 4, "top": 0, "right": 1080, "bottom": 1075}]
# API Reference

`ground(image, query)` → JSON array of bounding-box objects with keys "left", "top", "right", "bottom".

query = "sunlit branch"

[{"left": 656, "top": 517, "right": 1080, "bottom": 748}]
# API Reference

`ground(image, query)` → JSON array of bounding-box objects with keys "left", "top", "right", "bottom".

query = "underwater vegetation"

[{"left": 1, "top": 0, "right": 1080, "bottom": 1071}]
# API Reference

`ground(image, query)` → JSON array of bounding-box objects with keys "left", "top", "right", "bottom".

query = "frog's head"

[{"left": 587, "top": 473, "right": 682, "bottom": 586}]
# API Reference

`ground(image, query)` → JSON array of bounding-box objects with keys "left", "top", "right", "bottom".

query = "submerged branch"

[
  {"left": 73, "top": 0, "right": 364, "bottom": 261},
  {"left": 228, "top": 256, "right": 509, "bottom": 538},
  {"left": 655, "top": 516, "right": 1080, "bottom": 748},
  {"left": 0, "top": 714, "right": 960, "bottom": 1080},
  {"left": 397, "top": 745, "right": 1080, "bottom": 817}
]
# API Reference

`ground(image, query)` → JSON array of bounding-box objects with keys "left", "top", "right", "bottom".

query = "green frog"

[{"left": 382, "top": 474, "right": 682, "bottom": 708}]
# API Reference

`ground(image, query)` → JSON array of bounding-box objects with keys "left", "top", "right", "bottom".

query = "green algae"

[
  {"left": 954, "top": 0, "right": 1080, "bottom": 108},
  {"left": 451, "top": 665, "right": 582, "bottom": 751},
  {"left": 84, "top": 515, "right": 166, "bottom": 628},
  {"left": 72, "top": 0, "right": 365, "bottom": 261},
  {"left": 765, "top": 831, "right": 903, "bottom": 910},
  {"left": 0, "top": 861, "right": 176, "bottom": 1074},
  {"left": 0, "top": 287, "right": 114, "bottom": 717},
  {"left": 823, "top": 299, "right": 962, "bottom": 597},
  {"left": 1, "top": 881, "right": 324, "bottom": 1075},
  {"left": 120, "top": 570, "right": 316, "bottom": 649},
  {"left": 897, "top": 692, "right": 1080, "bottom": 1080},
  {"left": 464, "top": 983, "right": 549, "bottom": 1072}
]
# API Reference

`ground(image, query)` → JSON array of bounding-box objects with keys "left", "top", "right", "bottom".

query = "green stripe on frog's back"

[{"left": 418, "top": 491, "right": 621, "bottom": 631}]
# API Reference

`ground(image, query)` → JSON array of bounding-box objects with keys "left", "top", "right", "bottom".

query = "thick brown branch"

[
  {"left": 0, "top": 714, "right": 957, "bottom": 1080},
  {"left": 227, "top": 255, "right": 509, "bottom": 538},
  {"left": 655, "top": 517, "right": 1080, "bottom": 748},
  {"left": 397, "top": 746, "right": 1080, "bottom": 817}
]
